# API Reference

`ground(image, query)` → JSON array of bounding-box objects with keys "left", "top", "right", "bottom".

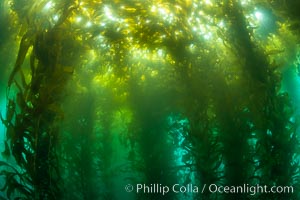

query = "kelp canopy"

[{"left": 0, "top": 0, "right": 300, "bottom": 199}]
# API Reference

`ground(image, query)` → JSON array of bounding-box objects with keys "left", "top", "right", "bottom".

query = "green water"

[{"left": 0, "top": 0, "right": 300, "bottom": 199}]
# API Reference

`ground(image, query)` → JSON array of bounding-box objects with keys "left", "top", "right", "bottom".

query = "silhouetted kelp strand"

[
  {"left": 223, "top": 0, "right": 270, "bottom": 84},
  {"left": 1, "top": 141, "right": 11, "bottom": 158},
  {"left": 220, "top": 1, "right": 300, "bottom": 193},
  {"left": 0, "top": 160, "right": 33, "bottom": 199},
  {"left": 8, "top": 31, "right": 34, "bottom": 86},
  {"left": 5, "top": 99, "right": 16, "bottom": 123},
  {"left": 1, "top": 2, "right": 79, "bottom": 199},
  {"left": 5, "top": 30, "right": 70, "bottom": 200}
]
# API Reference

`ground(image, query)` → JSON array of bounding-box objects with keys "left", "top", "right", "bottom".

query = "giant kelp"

[
  {"left": 0, "top": 0, "right": 300, "bottom": 200},
  {"left": 1, "top": 1, "right": 87, "bottom": 199}
]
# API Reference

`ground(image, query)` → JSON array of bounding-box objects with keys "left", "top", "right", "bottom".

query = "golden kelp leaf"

[
  {"left": 122, "top": 6, "right": 137, "bottom": 13},
  {"left": 266, "top": 49, "right": 285, "bottom": 55}
]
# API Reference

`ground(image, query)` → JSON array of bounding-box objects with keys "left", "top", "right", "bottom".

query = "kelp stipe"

[
  {"left": 0, "top": 1, "right": 83, "bottom": 199},
  {"left": 221, "top": 1, "right": 300, "bottom": 199}
]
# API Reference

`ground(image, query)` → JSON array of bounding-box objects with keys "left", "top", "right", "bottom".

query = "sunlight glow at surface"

[
  {"left": 204, "top": 0, "right": 213, "bottom": 6},
  {"left": 151, "top": 5, "right": 157, "bottom": 13},
  {"left": 104, "top": 6, "right": 112, "bottom": 17},
  {"left": 158, "top": 7, "right": 167, "bottom": 16},
  {"left": 218, "top": 20, "right": 225, "bottom": 28},
  {"left": 241, "top": 0, "right": 251, "bottom": 6},
  {"left": 255, "top": 10, "right": 263, "bottom": 21},
  {"left": 157, "top": 49, "right": 164, "bottom": 57},
  {"left": 151, "top": 4, "right": 174, "bottom": 23},
  {"left": 43, "top": 1, "right": 54, "bottom": 11},
  {"left": 53, "top": 14, "right": 59, "bottom": 21},
  {"left": 75, "top": 16, "right": 82, "bottom": 23},
  {"left": 204, "top": 32, "right": 212, "bottom": 40},
  {"left": 85, "top": 21, "right": 92, "bottom": 28},
  {"left": 104, "top": 5, "right": 117, "bottom": 21}
]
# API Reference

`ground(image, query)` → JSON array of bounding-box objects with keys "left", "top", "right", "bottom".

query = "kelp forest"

[{"left": 0, "top": 0, "right": 300, "bottom": 199}]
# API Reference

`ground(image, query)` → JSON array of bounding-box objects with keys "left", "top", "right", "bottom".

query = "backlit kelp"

[
  {"left": 0, "top": 0, "right": 300, "bottom": 199},
  {"left": 1, "top": 1, "right": 86, "bottom": 198}
]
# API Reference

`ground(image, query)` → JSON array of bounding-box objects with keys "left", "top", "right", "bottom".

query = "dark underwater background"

[{"left": 0, "top": 0, "right": 300, "bottom": 199}]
